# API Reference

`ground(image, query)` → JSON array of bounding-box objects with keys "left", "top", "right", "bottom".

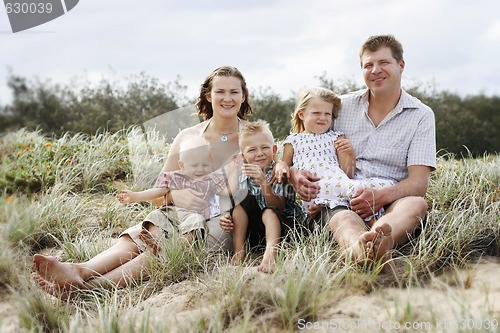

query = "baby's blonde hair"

[
  {"left": 239, "top": 119, "right": 274, "bottom": 151},
  {"left": 291, "top": 87, "right": 341, "bottom": 133},
  {"left": 178, "top": 135, "right": 210, "bottom": 161}
]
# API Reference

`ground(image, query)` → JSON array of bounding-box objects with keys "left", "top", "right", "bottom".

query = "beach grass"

[{"left": 0, "top": 128, "right": 498, "bottom": 332}]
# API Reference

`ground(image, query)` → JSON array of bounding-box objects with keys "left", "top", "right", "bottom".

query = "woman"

[{"left": 32, "top": 66, "right": 252, "bottom": 299}]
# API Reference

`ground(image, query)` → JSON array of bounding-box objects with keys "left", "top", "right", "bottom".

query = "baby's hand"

[
  {"left": 219, "top": 213, "right": 233, "bottom": 233},
  {"left": 116, "top": 190, "right": 133, "bottom": 204}
]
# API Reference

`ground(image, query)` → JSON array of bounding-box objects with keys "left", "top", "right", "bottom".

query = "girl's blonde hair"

[{"left": 291, "top": 87, "right": 341, "bottom": 133}]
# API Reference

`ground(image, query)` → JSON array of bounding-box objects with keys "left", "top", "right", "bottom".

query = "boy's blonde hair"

[
  {"left": 239, "top": 119, "right": 274, "bottom": 150},
  {"left": 291, "top": 87, "right": 341, "bottom": 133}
]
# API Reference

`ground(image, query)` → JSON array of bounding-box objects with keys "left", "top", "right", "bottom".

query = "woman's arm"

[{"left": 335, "top": 136, "right": 356, "bottom": 178}]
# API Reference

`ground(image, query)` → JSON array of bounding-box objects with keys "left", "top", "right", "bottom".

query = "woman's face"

[{"left": 207, "top": 76, "right": 245, "bottom": 119}]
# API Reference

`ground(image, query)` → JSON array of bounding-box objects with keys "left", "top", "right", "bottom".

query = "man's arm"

[
  {"left": 350, "top": 165, "right": 431, "bottom": 219},
  {"left": 288, "top": 167, "right": 321, "bottom": 202}
]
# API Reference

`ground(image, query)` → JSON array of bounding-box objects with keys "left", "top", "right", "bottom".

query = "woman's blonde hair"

[{"left": 291, "top": 87, "right": 341, "bottom": 133}]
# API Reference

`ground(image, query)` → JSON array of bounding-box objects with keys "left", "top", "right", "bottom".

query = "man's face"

[{"left": 361, "top": 46, "right": 404, "bottom": 95}]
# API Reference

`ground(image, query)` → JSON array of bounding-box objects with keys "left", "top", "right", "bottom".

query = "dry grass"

[{"left": 0, "top": 128, "right": 498, "bottom": 332}]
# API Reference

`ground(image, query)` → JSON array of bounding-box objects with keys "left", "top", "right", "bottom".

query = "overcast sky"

[{"left": 1, "top": 0, "right": 499, "bottom": 107}]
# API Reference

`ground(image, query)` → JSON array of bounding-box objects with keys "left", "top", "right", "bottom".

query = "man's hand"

[
  {"left": 350, "top": 187, "right": 386, "bottom": 219},
  {"left": 288, "top": 167, "right": 320, "bottom": 201}
]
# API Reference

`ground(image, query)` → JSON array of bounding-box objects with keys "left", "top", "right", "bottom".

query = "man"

[{"left": 290, "top": 35, "right": 436, "bottom": 273}]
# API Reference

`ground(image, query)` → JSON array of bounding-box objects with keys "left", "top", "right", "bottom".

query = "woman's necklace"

[{"left": 211, "top": 120, "right": 239, "bottom": 142}]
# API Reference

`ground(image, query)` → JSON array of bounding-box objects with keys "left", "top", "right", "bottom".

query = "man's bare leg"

[
  {"left": 371, "top": 196, "right": 427, "bottom": 246},
  {"left": 84, "top": 252, "right": 151, "bottom": 289},
  {"left": 369, "top": 196, "right": 427, "bottom": 274},
  {"left": 329, "top": 210, "right": 378, "bottom": 265}
]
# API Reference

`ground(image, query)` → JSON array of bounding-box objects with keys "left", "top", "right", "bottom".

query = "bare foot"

[
  {"left": 257, "top": 247, "right": 276, "bottom": 273},
  {"left": 33, "top": 254, "right": 85, "bottom": 289},
  {"left": 345, "top": 230, "right": 378, "bottom": 266},
  {"left": 31, "top": 272, "right": 74, "bottom": 301},
  {"left": 231, "top": 249, "right": 245, "bottom": 265},
  {"left": 372, "top": 223, "right": 396, "bottom": 275}
]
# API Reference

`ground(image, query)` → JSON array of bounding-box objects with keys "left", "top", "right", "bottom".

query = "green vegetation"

[
  {"left": 0, "top": 72, "right": 498, "bottom": 156},
  {"left": 0, "top": 128, "right": 498, "bottom": 332}
]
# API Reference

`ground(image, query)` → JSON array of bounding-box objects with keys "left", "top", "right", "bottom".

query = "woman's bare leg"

[{"left": 33, "top": 235, "right": 140, "bottom": 289}]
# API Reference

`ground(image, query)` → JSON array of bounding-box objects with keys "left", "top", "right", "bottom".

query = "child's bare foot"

[
  {"left": 33, "top": 254, "right": 85, "bottom": 289},
  {"left": 138, "top": 229, "right": 161, "bottom": 255},
  {"left": 231, "top": 250, "right": 245, "bottom": 265},
  {"left": 373, "top": 223, "right": 396, "bottom": 275},
  {"left": 257, "top": 247, "right": 276, "bottom": 273}
]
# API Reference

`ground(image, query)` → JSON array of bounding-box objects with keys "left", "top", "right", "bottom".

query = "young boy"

[
  {"left": 117, "top": 135, "right": 237, "bottom": 250},
  {"left": 228, "top": 120, "right": 306, "bottom": 273}
]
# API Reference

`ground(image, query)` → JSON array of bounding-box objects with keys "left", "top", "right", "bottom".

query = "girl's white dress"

[{"left": 284, "top": 130, "right": 395, "bottom": 217}]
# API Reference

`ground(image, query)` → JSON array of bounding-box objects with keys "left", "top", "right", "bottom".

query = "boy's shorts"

[{"left": 238, "top": 194, "right": 296, "bottom": 249}]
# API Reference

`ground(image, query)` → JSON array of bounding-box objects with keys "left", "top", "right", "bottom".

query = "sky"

[{"left": 1, "top": 0, "right": 500, "bottom": 108}]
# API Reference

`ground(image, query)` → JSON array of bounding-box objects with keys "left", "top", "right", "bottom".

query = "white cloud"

[
  {"left": 1, "top": 0, "right": 500, "bottom": 107},
  {"left": 482, "top": 20, "right": 500, "bottom": 41}
]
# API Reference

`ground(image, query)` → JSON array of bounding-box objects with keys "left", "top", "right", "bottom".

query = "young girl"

[{"left": 276, "top": 87, "right": 395, "bottom": 224}]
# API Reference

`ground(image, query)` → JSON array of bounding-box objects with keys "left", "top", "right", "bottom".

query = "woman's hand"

[
  {"left": 171, "top": 188, "right": 209, "bottom": 212},
  {"left": 219, "top": 213, "right": 233, "bottom": 233}
]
